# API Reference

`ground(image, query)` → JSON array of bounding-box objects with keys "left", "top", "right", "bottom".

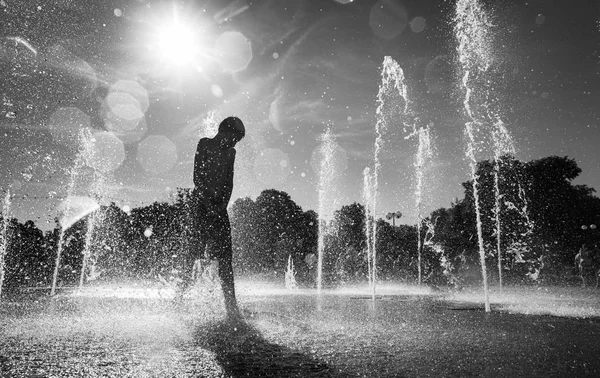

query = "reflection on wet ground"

[{"left": 1, "top": 283, "right": 600, "bottom": 377}]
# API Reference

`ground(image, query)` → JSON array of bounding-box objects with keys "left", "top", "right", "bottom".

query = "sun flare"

[
  {"left": 155, "top": 21, "right": 199, "bottom": 66},
  {"left": 140, "top": 4, "right": 208, "bottom": 70}
]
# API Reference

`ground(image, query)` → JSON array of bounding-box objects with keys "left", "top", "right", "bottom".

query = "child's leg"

[
  {"left": 212, "top": 210, "right": 240, "bottom": 318},
  {"left": 180, "top": 199, "right": 207, "bottom": 292}
]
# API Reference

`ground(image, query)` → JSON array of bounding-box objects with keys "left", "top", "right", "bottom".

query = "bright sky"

[{"left": 0, "top": 0, "right": 598, "bottom": 230}]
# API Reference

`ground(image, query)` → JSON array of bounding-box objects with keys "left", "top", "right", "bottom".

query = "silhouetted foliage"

[{"left": 1, "top": 155, "right": 599, "bottom": 293}]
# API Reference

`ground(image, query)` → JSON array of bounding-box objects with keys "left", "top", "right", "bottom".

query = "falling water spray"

[
  {"left": 454, "top": 0, "right": 496, "bottom": 312},
  {"left": 415, "top": 127, "right": 433, "bottom": 285},
  {"left": 316, "top": 127, "right": 337, "bottom": 293},
  {"left": 51, "top": 130, "right": 89, "bottom": 296},
  {"left": 375, "top": 56, "right": 434, "bottom": 287},
  {"left": 369, "top": 56, "right": 410, "bottom": 296},
  {"left": 491, "top": 120, "right": 516, "bottom": 289},
  {"left": 78, "top": 132, "right": 104, "bottom": 290},
  {"left": 362, "top": 167, "right": 374, "bottom": 288},
  {"left": 0, "top": 190, "right": 11, "bottom": 299}
]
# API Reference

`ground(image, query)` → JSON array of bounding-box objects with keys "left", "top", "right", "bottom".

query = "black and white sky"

[{"left": 1, "top": 0, "right": 599, "bottom": 230}]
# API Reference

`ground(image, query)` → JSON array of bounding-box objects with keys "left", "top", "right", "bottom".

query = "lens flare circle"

[
  {"left": 137, "top": 135, "right": 178, "bottom": 174},
  {"left": 85, "top": 131, "right": 126, "bottom": 173},
  {"left": 214, "top": 31, "right": 253, "bottom": 73}
]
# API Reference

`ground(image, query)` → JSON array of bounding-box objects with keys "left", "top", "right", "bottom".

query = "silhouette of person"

[{"left": 181, "top": 116, "right": 245, "bottom": 319}]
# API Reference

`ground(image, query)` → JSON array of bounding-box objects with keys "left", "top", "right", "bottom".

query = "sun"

[
  {"left": 139, "top": 3, "right": 210, "bottom": 70},
  {"left": 154, "top": 20, "right": 199, "bottom": 66}
]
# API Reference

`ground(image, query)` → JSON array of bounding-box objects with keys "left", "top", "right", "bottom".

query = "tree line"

[{"left": 1, "top": 155, "right": 599, "bottom": 293}]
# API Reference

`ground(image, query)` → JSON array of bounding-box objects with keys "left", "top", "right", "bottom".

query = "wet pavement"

[{"left": 1, "top": 284, "right": 600, "bottom": 377}]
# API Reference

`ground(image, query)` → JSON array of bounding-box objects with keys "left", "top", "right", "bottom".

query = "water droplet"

[
  {"left": 410, "top": 17, "right": 426, "bottom": 33},
  {"left": 535, "top": 14, "right": 545, "bottom": 25},
  {"left": 211, "top": 84, "right": 223, "bottom": 97}
]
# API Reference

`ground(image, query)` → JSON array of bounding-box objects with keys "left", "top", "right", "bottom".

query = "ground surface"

[{"left": 1, "top": 282, "right": 600, "bottom": 377}]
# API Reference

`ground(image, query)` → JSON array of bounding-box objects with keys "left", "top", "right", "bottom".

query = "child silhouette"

[{"left": 182, "top": 116, "right": 245, "bottom": 319}]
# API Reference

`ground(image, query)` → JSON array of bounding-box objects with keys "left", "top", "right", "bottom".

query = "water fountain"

[
  {"left": 415, "top": 127, "right": 433, "bottom": 285},
  {"left": 491, "top": 120, "right": 516, "bottom": 288},
  {"left": 78, "top": 134, "right": 107, "bottom": 290},
  {"left": 454, "top": 0, "right": 520, "bottom": 311},
  {"left": 50, "top": 129, "right": 91, "bottom": 296},
  {"left": 372, "top": 56, "right": 435, "bottom": 288},
  {"left": 284, "top": 255, "right": 298, "bottom": 290},
  {"left": 362, "top": 167, "right": 374, "bottom": 290},
  {"left": 0, "top": 189, "right": 11, "bottom": 299},
  {"left": 316, "top": 127, "right": 338, "bottom": 293},
  {"left": 367, "top": 56, "right": 408, "bottom": 298}
]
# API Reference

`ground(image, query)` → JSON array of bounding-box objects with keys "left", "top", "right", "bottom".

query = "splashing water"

[
  {"left": 78, "top": 132, "right": 110, "bottom": 289},
  {"left": 491, "top": 119, "right": 516, "bottom": 288},
  {"left": 362, "top": 167, "right": 374, "bottom": 291},
  {"left": 51, "top": 129, "right": 93, "bottom": 296},
  {"left": 201, "top": 109, "right": 219, "bottom": 138},
  {"left": 368, "top": 56, "right": 410, "bottom": 297},
  {"left": 0, "top": 190, "right": 11, "bottom": 299},
  {"left": 455, "top": 0, "right": 517, "bottom": 312},
  {"left": 374, "top": 56, "right": 435, "bottom": 287},
  {"left": 316, "top": 127, "right": 337, "bottom": 293},
  {"left": 415, "top": 127, "right": 433, "bottom": 285},
  {"left": 285, "top": 255, "right": 298, "bottom": 290}
]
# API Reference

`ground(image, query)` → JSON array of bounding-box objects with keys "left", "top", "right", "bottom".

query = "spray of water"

[
  {"left": 78, "top": 133, "right": 108, "bottom": 289},
  {"left": 374, "top": 56, "right": 435, "bottom": 287},
  {"left": 316, "top": 127, "right": 337, "bottom": 293},
  {"left": 491, "top": 119, "right": 516, "bottom": 288},
  {"left": 362, "top": 167, "right": 375, "bottom": 293},
  {"left": 51, "top": 129, "right": 91, "bottom": 296},
  {"left": 201, "top": 109, "right": 219, "bottom": 138},
  {"left": 285, "top": 255, "right": 298, "bottom": 290},
  {"left": 0, "top": 190, "right": 11, "bottom": 299},
  {"left": 415, "top": 127, "right": 433, "bottom": 285},
  {"left": 368, "top": 56, "right": 410, "bottom": 297},
  {"left": 454, "top": 0, "right": 496, "bottom": 312}
]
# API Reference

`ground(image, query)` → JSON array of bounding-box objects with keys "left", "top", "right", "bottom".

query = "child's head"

[{"left": 218, "top": 116, "right": 245, "bottom": 143}]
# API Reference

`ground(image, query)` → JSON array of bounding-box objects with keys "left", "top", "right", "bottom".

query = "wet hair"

[{"left": 218, "top": 116, "right": 245, "bottom": 140}]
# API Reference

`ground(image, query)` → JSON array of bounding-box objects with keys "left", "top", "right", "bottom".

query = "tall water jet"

[
  {"left": 285, "top": 255, "right": 298, "bottom": 290},
  {"left": 51, "top": 129, "right": 90, "bottom": 296},
  {"left": 0, "top": 190, "right": 11, "bottom": 299},
  {"left": 375, "top": 56, "right": 435, "bottom": 286},
  {"left": 415, "top": 127, "right": 433, "bottom": 285},
  {"left": 455, "top": 0, "right": 501, "bottom": 312},
  {"left": 77, "top": 131, "right": 112, "bottom": 289},
  {"left": 491, "top": 120, "right": 516, "bottom": 289},
  {"left": 316, "top": 127, "right": 337, "bottom": 293},
  {"left": 362, "top": 167, "right": 374, "bottom": 290},
  {"left": 369, "top": 56, "right": 409, "bottom": 296},
  {"left": 79, "top": 209, "right": 105, "bottom": 289}
]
